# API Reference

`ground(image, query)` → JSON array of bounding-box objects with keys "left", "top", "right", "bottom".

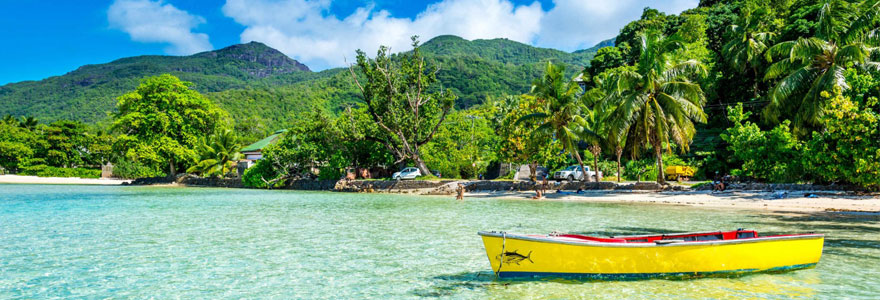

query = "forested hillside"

[
  {"left": 0, "top": 42, "right": 311, "bottom": 123},
  {"left": 0, "top": 36, "right": 604, "bottom": 128}
]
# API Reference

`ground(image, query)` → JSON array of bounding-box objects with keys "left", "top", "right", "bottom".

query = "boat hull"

[{"left": 479, "top": 232, "right": 824, "bottom": 280}]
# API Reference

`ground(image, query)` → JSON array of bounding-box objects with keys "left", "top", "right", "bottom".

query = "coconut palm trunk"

[
  {"left": 590, "top": 144, "right": 601, "bottom": 182},
  {"left": 615, "top": 147, "right": 623, "bottom": 183},
  {"left": 572, "top": 149, "right": 588, "bottom": 182},
  {"left": 653, "top": 139, "right": 665, "bottom": 184}
]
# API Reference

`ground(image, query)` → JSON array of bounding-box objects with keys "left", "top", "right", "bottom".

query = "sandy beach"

[
  {"left": 0, "top": 175, "right": 130, "bottom": 185},
  {"left": 466, "top": 189, "right": 880, "bottom": 213}
]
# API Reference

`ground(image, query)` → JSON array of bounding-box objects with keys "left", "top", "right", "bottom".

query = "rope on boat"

[{"left": 494, "top": 232, "right": 506, "bottom": 278}]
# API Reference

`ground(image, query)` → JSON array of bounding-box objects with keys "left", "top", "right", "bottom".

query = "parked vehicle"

[
  {"left": 392, "top": 167, "right": 421, "bottom": 180},
  {"left": 553, "top": 165, "right": 601, "bottom": 181}
]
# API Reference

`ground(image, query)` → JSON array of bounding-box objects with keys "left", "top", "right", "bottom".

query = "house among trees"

[{"left": 239, "top": 129, "right": 287, "bottom": 168}]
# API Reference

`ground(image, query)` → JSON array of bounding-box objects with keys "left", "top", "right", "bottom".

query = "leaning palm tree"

[
  {"left": 722, "top": 6, "right": 776, "bottom": 98},
  {"left": 518, "top": 62, "right": 592, "bottom": 181},
  {"left": 764, "top": 0, "right": 880, "bottom": 132},
  {"left": 187, "top": 129, "right": 242, "bottom": 177},
  {"left": 605, "top": 31, "right": 708, "bottom": 184}
]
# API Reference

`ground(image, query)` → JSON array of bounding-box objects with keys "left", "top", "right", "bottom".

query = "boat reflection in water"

[{"left": 479, "top": 229, "right": 824, "bottom": 280}]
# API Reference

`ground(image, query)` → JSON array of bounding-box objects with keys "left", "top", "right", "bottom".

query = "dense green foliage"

[
  {"left": 187, "top": 130, "right": 242, "bottom": 177},
  {"left": 0, "top": 116, "right": 110, "bottom": 177},
  {"left": 351, "top": 37, "right": 456, "bottom": 175},
  {"left": 112, "top": 74, "right": 228, "bottom": 177},
  {"left": 0, "top": 36, "right": 600, "bottom": 133},
  {"left": 497, "top": 95, "right": 567, "bottom": 179},
  {"left": 721, "top": 104, "right": 802, "bottom": 182},
  {"left": 519, "top": 62, "right": 595, "bottom": 180},
  {"left": 421, "top": 109, "right": 498, "bottom": 179},
  {"left": 19, "top": 165, "right": 101, "bottom": 178},
  {"left": 804, "top": 89, "right": 880, "bottom": 188}
]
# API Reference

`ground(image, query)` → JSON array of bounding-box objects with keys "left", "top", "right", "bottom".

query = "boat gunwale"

[{"left": 477, "top": 231, "right": 824, "bottom": 248}]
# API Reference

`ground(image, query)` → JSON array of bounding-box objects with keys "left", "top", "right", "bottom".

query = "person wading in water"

[{"left": 456, "top": 183, "right": 465, "bottom": 201}]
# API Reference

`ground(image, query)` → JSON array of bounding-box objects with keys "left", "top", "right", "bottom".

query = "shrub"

[
  {"left": 317, "top": 166, "right": 343, "bottom": 180},
  {"left": 19, "top": 165, "right": 101, "bottom": 178},
  {"left": 113, "top": 159, "right": 164, "bottom": 179},
  {"left": 721, "top": 103, "right": 803, "bottom": 183},
  {"left": 804, "top": 89, "right": 880, "bottom": 189},
  {"left": 242, "top": 159, "right": 279, "bottom": 188}
]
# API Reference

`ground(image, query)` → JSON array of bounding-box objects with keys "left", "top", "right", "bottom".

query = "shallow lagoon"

[{"left": 1, "top": 185, "right": 878, "bottom": 299}]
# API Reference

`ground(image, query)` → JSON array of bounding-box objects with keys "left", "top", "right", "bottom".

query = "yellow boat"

[{"left": 479, "top": 229, "right": 824, "bottom": 280}]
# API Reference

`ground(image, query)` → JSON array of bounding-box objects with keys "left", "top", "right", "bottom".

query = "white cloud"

[
  {"left": 222, "top": 0, "right": 542, "bottom": 70},
  {"left": 222, "top": 0, "right": 697, "bottom": 70},
  {"left": 108, "top": 0, "right": 212, "bottom": 55},
  {"left": 537, "top": 0, "right": 698, "bottom": 50}
]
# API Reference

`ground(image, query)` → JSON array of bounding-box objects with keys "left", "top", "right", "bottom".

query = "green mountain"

[
  {"left": 418, "top": 35, "right": 597, "bottom": 66},
  {"left": 0, "top": 42, "right": 310, "bottom": 123},
  {"left": 0, "top": 36, "right": 605, "bottom": 129}
]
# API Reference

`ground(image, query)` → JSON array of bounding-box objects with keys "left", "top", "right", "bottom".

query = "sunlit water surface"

[{"left": 1, "top": 185, "right": 878, "bottom": 299}]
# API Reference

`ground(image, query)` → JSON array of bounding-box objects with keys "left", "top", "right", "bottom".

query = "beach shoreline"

[
  {"left": 0, "top": 175, "right": 130, "bottom": 185},
  {"left": 1, "top": 175, "right": 877, "bottom": 213},
  {"left": 464, "top": 189, "right": 880, "bottom": 213}
]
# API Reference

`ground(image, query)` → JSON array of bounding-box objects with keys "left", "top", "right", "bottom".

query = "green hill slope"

[
  {"left": 0, "top": 42, "right": 310, "bottom": 123},
  {"left": 0, "top": 36, "right": 605, "bottom": 128}
]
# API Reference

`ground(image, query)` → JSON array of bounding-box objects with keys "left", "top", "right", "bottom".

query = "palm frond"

[
  {"left": 765, "top": 68, "right": 819, "bottom": 123},
  {"left": 662, "top": 60, "right": 707, "bottom": 81}
]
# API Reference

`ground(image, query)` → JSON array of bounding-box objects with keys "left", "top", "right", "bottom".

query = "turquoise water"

[{"left": 1, "top": 185, "right": 879, "bottom": 299}]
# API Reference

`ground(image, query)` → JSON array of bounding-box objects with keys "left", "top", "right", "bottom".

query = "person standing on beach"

[
  {"left": 456, "top": 183, "right": 465, "bottom": 201},
  {"left": 541, "top": 175, "right": 548, "bottom": 196}
]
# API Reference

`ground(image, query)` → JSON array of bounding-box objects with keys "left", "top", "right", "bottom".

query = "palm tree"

[
  {"left": 586, "top": 70, "right": 629, "bottom": 182},
  {"left": 580, "top": 107, "right": 604, "bottom": 182},
  {"left": 581, "top": 78, "right": 610, "bottom": 182},
  {"left": 605, "top": 31, "right": 708, "bottom": 184},
  {"left": 519, "top": 62, "right": 592, "bottom": 181},
  {"left": 764, "top": 0, "right": 880, "bottom": 131},
  {"left": 18, "top": 116, "right": 38, "bottom": 130},
  {"left": 2, "top": 114, "right": 16, "bottom": 125},
  {"left": 722, "top": 6, "right": 776, "bottom": 98},
  {"left": 187, "top": 129, "right": 242, "bottom": 178}
]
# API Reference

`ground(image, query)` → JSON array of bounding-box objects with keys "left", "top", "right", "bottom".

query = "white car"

[
  {"left": 392, "top": 167, "right": 421, "bottom": 180},
  {"left": 553, "top": 165, "right": 602, "bottom": 181}
]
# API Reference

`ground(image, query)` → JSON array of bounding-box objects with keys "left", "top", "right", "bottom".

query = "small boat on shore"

[{"left": 478, "top": 229, "right": 823, "bottom": 280}]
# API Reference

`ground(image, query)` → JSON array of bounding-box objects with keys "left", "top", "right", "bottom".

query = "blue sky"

[{"left": 0, "top": 0, "right": 696, "bottom": 85}]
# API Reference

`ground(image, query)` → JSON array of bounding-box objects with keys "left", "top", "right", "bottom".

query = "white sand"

[
  {"left": 465, "top": 190, "right": 880, "bottom": 213},
  {"left": 0, "top": 175, "right": 130, "bottom": 185}
]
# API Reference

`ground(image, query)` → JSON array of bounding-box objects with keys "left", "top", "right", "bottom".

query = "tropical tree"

[
  {"left": 586, "top": 66, "right": 634, "bottom": 182},
  {"left": 187, "top": 129, "right": 242, "bottom": 177},
  {"left": 519, "top": 62, "right": 592, "bottom": 181},
  {"left": 112, "top": 74, "right": 228, "bottom": 177},
  {"left": 580, "top": 93, "right": 606, "bottom": 182},
  {"left": 348, "top": 36, "right": 456, "bottom": 176},
  {"left": 498, "top": 95, "right": 565, "bottom": 180},
  {"left": 722, "top": 6, "right": 777, "bottom": 98},
  {"left": 605, "top": 31, "right": 708, "bottom": 184},
  {"left": 763, "top": 0, "right": 880, "bottom": 131}
]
